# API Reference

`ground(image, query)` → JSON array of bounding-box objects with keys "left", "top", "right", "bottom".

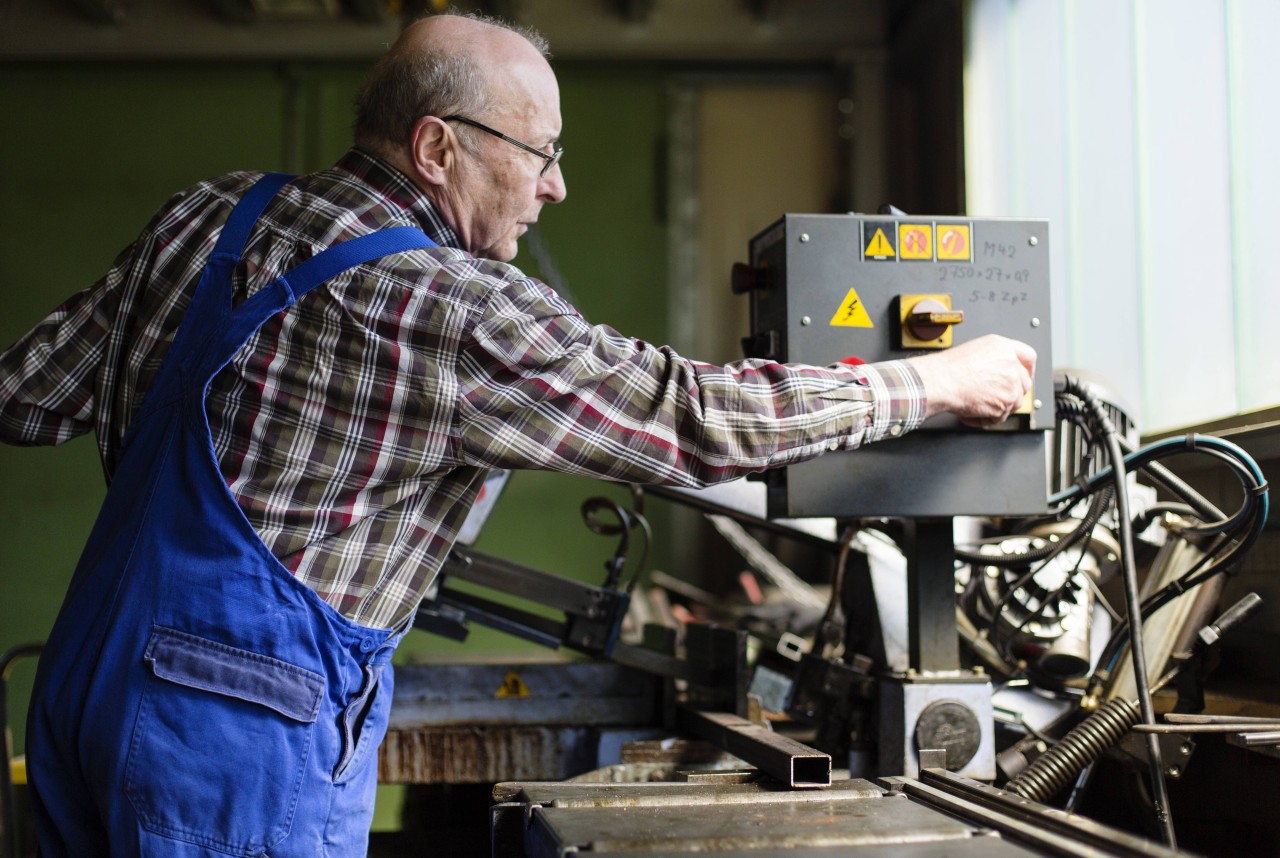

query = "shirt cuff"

[
  {"left": 860, "top": 358, "right": 931, "bottom": 443},
  {"left": 851, "top": 359, "right": 928, "bottom": 444}
]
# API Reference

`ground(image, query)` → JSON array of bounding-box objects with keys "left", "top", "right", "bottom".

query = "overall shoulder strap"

[
  {"left": 212, "top": 172, "right": 295, "bottom": 262},
  {"left": 202, "top": 226, "right": 440, "bottom": 377},
  {"left": 121, "top": 173, "right": 297, "bottom": 440},
  {"left": 279, "top": 226, "right": 438, "bottom": 302},
  {"left": 168, "top": 173, "right": 297, "bottom": 355}
]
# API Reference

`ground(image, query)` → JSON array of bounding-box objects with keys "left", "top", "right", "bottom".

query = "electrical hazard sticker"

[
  {"left": 862, "top": 222, "right": 897, "bottom": 260},
  {"left": 495, "top": 670, "right": 531, "bottom": 698},
  {"left": 898, "top": 224, "right": 934, "bottom": 260},
  {"left": 937, "top": 224, "right": 972, "bottom": 261},
  {"left": 829, "top": 287, "right": 874, "bottom": 328}
]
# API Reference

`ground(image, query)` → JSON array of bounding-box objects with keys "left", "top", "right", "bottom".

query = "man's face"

[{"left": 449, "top": 61, "right": 566, "bottom": 262}]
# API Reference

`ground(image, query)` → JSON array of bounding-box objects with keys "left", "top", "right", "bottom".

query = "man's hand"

[{"left": 908, "top": 334, "right": 1036, "bottom": 427}]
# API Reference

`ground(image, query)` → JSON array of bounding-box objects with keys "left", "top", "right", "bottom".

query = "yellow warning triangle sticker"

[
  {"left": 830, "top": 287, "right": 874, "bottom": 328},
  {"left": 865, "top": 228, "right": 895, "bottom": 258},
  {"left": 495, "top": 669, "right": 531, "bottom": 698}
]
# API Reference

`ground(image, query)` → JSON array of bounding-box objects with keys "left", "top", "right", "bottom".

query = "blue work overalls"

[{"left": 26, "top": 173, "right": 436, "bottom": 856}]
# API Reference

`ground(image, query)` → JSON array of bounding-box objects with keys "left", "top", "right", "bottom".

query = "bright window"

[{"left": 965, "top": 0, "right": 1280, "bottom": 432}]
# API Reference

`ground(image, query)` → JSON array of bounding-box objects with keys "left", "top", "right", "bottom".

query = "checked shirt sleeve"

[
  {"left": 454, "top": 274, "right": 927, "bottom": 489},
  {"left": 0, "top": 276, "right": 114, "bottom": 447}
]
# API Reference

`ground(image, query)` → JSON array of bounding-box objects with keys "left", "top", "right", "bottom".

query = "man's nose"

[{"left": 539, "top": 163, "right": 566, "bottom": 204}]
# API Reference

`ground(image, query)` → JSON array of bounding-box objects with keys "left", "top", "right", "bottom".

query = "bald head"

[
  {"left": 354, "top": 13, "right": 551, "bottom": 160},
  {"left": 400, "top": 13, "right": 549, "bottom": 62}
]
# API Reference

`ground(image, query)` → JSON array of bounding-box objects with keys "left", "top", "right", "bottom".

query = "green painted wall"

[{"left": 0, "top": 58, "right": 670, "bottom": 829}]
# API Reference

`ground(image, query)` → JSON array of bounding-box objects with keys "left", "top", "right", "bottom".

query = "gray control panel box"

[{"left": 744, "top": 214, "right": 1053, "bottom": 519}]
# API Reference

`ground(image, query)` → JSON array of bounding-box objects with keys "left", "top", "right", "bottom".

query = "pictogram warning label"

[
  {"left": 496, "top": 670, "right": 531, "bottom": 698},
  {"left": 829, "top": 287, "right": 875, "bottom": 328},
  {"left": 862, "top": 222, "right": 897, "bottom": 259},
  {"left": 937, "top": 224, "right": 972, "bottom": 261},
  {"left": 898, "top": 224, "right": 934, "bottom": 260}
]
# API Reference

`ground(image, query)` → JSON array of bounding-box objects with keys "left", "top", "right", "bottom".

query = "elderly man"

[{"left": 0, "top": 11, "right": 1033, "bottom": 857}]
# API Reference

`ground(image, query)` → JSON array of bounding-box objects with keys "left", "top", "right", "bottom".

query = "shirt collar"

[{"left": 336, "top": 147, "right": 462, "bottom": 250}]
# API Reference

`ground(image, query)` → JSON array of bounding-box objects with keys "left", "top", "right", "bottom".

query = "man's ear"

[{"left": 408, "top": 116, "right": 453, "bottom": 187}]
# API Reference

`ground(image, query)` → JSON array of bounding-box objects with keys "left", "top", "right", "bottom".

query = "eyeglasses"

[{"left": 443, "top": 115, "right": 563, "bottom": 177}]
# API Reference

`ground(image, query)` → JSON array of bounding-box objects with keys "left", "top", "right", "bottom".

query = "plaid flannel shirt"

[{"left": 0, "top": 148, "right": 927, "bottom": 629}]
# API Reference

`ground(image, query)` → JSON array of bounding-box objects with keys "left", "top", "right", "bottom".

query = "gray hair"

[{"left": 353, "top": 11, "right": 550, "bottom": 158}]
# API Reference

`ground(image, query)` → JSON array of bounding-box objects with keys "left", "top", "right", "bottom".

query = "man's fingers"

[
  {"left": 909, "top": 334, "right": 1037, "bottom": 422},
  {"left": 1015, "top": 340, "right": 1037, "bottom": 373}
]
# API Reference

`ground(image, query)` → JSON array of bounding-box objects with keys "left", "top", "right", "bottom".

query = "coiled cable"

[{"left": 1006, "top": 697, "right": 1141, "bottom": 803}]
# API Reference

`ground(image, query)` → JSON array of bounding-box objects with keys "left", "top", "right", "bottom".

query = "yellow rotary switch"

[{"left": 901, "top": 294, "right": 964, "bottom": 348}]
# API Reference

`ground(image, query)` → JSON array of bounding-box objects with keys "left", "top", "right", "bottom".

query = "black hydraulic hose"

[
  {"left": 1131, "top": 502, "right": 1199, "bottom": 534},
  {"left": 1150, "top": 447, "right": 1259, "bottom": 537},
  {"left": 1088, "top": 432, "right": 1266, "bottom": 686},
  {"left": 1094, "top": 497, "right": 1262, "bottom": 681},
  {"left": 980, "top": 490, "right": 1113, "bottom": 658},
  {"left": 1116, "top": 435, "right": 1223, "bottom": 523},
  {"left": 1060, "top": 376, "right": 1177, "bottom": 847},
  {"left": 955, "top": 484, "right": 1112, "bottom": 568}
]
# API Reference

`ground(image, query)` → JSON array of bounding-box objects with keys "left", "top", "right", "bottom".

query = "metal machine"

[{"left": 735, "top": 213, "right": 1054, "bottom": 782}]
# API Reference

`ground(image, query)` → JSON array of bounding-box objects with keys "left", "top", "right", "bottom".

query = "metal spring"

[{"left": 1005, "top": 697, "right": 1141, "bottom": 803}]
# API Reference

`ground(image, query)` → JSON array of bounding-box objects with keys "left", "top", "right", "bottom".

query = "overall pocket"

[
  {"left": 333, "top": 662, "right": 390, "bottom": 784},
  {"left": 124, "top": 626, "right": 324, "bottom": 856}
]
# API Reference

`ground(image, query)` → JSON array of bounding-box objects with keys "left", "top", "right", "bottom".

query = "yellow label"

[
  {"left": 830, "top": 287, "right": 875, "bottom": 328},
  {"left": 898, "top": 224, "right": 934, "bottom": 260},
  {"left": 937, "top": 224, "right": 972, "bottom": 260},
  {"left": 495, "top": 670, "right": 531, "bottom": 698},
  {"left": 864, "top": 227, "right": 896, "bottom": 258}
]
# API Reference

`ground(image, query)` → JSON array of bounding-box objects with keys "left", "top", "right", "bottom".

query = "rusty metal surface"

[
  {"left": 379, "top": 726, "right": 602, "bottom": 784},
  {"left": 618, "top": 739, "right": 737, "bottom": 765},
  {"left": 558, "top": 762, "right": 746, "bottom": 786},
  {"left": 382, "top": 729, "right": 759, "bottom": 787}
]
